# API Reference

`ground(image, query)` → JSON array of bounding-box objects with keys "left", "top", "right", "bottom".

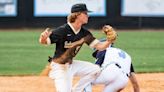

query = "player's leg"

[
  {"left": 49, "top": 62, "right": 73, "bottom": 92},
  {"left": 92, "top": 64, "right": 128, "bottom": 92},
  {"left": 83, "top": 64, "right": 128, "bottom": 92},
  {"left": 103, "top": 71, "right": 128, "bottom": 92},
  {"left": 93, "top": 64, "right": 121, "bottom": 84},
  {"left": 83, "top": 83, "right": 92, "bottom": 92},
  {"left": 71, "top": 60, "right": 101, "bottom": 92}
]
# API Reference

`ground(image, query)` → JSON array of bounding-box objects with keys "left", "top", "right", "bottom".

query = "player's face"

[{"left": 78, "top": 12, "right": 89, "bottom": 24}]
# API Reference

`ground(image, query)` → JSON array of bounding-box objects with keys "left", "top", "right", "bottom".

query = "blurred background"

[
  {"left": 0, "top": 0, "right": 164, "bottom": 75},
  {"left": 0, "top": 0, "right": 164, "bottom": 29}
]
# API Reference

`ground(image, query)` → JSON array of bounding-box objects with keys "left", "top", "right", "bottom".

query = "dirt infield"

[{"left": 0, "top": 73, "right": 163, "bottom": 92}]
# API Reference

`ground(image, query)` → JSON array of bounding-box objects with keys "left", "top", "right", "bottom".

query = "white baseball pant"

[
  {"left": 84, "top": 64, "right": 128, "bottom": 92},
  {"left": 84, "top": 47, "right": 131, "bottom": 92},
  {"left": 49, "top": 60, "right": 101, "bottom": 92}
]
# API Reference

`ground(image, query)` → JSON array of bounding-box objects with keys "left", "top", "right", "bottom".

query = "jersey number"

[{"left": 118, "top": 50, "right": 126, "bottom": 59}]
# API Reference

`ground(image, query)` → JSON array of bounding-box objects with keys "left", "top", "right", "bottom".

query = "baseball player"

[
  {"left": 84, "top": 44, "right": 140, "bottom": 92},
  {"left": 39, "top": 3, "right": 117, "bottom": 92}
]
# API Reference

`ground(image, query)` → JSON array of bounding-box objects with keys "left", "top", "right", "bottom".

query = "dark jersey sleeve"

[
  {"left": 82, "top": 27, "right": 96, "bottom": 46},
  {"left": 84, "top": 34, "right": 96, "bottom": 45},
  {"left": 49, "top": 27, "right": 66, "bottom": 44},
  {"left": 130, "top": 63, "right": 135, "bottom": 73}
]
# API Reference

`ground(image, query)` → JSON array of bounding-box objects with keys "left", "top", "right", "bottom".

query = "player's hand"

[{"left": 39, "top": 28, "right": 52, "bottom": 44}]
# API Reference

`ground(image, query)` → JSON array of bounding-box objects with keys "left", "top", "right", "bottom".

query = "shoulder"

[
  {"left": 53, "top": 24, "right": 68, "bottom": 32},
  {"left": 81, "top": 27, "right": 90, "bottom": 32},
  {"left": 81, "top": 27, "right": 92, "bottom": 36},
  {"left": 109, "top": 47, "right": 123, "bottom": 52},
  {"left": 51, "top": 24, "right": 68, "bottom": 35},
  {"left": 110, "top": 47, "right": 131, "bottom": 58}
]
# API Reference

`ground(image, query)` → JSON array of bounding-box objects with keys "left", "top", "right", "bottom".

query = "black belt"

[
  {"left": 115, "top": 63, "right": 129, "bottom": 77},
  {"left": 115, "top": 63, "right": 121, "bottom": 68}
]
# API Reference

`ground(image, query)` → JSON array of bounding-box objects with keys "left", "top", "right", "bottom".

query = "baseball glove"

[{"left": 102, "top": 25, "right": 117, "bottom": 43}]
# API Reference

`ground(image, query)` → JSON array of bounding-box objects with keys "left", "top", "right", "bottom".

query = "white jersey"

[
  {"left": 84, "top": 47, "right": 131, "bottom": 92},
  {"left": 102, "top": 47, "right": 132, "bottom": 76}
]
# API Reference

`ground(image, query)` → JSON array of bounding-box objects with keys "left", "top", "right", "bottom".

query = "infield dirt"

[{"left": 0, "top": 73, "right": 163, "bottom": 92}]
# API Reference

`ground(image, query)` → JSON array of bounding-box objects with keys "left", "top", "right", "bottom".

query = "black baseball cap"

[{"left": 71, "top": 3, "right": 92, "bottom": 13}]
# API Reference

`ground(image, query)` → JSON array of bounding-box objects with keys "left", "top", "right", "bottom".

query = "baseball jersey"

[
  {"left": 49, "top": 23, "right": 96, "bottom": 59},
  {"left": 94, "top": 47, "right": 133, "bottom": 75},
  {"left": 105, "top": 47, "right": 131, "bottom": 75}
]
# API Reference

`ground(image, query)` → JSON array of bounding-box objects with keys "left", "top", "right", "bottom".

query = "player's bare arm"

[
  {"left": 93, "top": 41, "right": 111, "bottom": 51},
  {"left": 129, "top": 72, "right": 140, "bottom": 92}
]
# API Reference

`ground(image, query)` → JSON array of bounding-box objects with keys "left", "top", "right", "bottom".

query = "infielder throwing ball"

[{"left": 39, "top": 3, "right": 117, "bottom": 92}]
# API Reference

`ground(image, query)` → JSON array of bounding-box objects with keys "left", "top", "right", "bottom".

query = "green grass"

[
  {"left": 0, "top": 29, "right": 164, "bottom": 75},
  {"left": 115, "top": 31, "right": 164, "bottom": 73}
]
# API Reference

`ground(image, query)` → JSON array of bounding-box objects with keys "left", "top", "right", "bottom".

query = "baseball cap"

[{"left": 71, "top": 3, "right": 92, "bottom": 13}]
